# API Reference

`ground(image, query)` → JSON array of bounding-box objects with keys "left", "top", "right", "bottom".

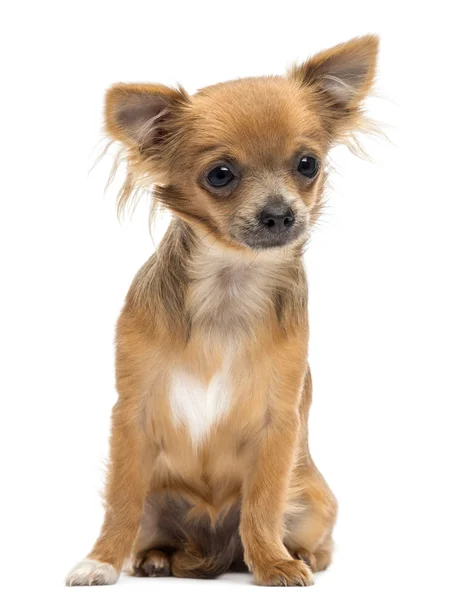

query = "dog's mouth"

[{"left": 230, "top": 219, "right": 307, "bottom": 250}]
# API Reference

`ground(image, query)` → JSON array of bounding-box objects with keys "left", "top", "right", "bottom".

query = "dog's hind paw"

[
  {"left": 132, "top": 549, "right": 171, "bottom": 577},
  {"left": 66, "top": 558, "right": 118, "bottom": 586}
]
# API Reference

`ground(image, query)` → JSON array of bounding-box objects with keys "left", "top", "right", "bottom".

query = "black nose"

[{"left": 260, "top": 202, "right": 294, "bottom": 233}]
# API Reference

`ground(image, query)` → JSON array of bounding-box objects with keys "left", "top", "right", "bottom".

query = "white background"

[{"left": 1, "top": 1, "right": 463, "bottom": 599}]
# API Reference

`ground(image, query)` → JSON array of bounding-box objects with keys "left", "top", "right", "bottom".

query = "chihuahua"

[{"left": 66, "top": 35, "right": 378, "bottom": 587}]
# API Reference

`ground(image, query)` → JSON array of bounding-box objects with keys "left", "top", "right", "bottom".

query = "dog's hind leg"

[
  {"left": 284, "top": 461, "right": 337, "bottom": 573},
  {"left": 282, "top": 367, "right": 337, "bottom": 573}
]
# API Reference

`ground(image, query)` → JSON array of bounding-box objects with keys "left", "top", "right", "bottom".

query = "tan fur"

[{"left": 66, "top": 35, "right": 378, "bottom": 587}]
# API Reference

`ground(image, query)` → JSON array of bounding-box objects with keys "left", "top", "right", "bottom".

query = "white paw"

[{"left": 66, "top": 558, "right": 118, "bottom": 586}]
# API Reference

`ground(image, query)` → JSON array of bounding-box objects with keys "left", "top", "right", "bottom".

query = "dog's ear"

[
  {"left": 104, "top": 83, "right": 189, "bottom": 150},
  {"left": 289, "top": 35, "right": 379, "bottom": 138}
]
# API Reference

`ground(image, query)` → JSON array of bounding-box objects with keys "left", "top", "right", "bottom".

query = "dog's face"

[
  {"left": 105, "top": 36, "right": 378, "bottom": 252},
  {"left": 173, "top": 77, "right": 326, "bottom": 251}
]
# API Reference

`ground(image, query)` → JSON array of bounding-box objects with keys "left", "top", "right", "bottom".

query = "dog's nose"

[{"left": 260, "top": 202, "right": 294, "bottom": 233}]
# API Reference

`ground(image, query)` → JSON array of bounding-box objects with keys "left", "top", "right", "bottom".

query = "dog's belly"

[
  {"left": 135, "top": 492, "right": 244, "bottom": 565},
  {"left": 169, "top": 365, "right": 233, "bottom": 447}
]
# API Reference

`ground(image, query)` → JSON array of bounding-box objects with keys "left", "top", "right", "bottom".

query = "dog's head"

[{"left": 105, "top": 35, "right": 378, "bottom": 252}]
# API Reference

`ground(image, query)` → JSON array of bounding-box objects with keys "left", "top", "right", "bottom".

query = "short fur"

[{"left": 67, "top": 35, "right": 378, "bottom": 587}]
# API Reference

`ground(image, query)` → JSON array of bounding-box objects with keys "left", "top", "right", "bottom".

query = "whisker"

[{"left": 246, "top": 250, "right": 261, "bottom": 271}]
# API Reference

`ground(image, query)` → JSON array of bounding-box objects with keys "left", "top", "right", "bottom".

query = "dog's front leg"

[
  {"left": 66, "top": 399, "right": 154, "bottom": 586},
  {"left": 240, "top": 362, "right": 313, "bottom": 586}
]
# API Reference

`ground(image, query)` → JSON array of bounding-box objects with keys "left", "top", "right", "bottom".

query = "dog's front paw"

[
  {"left": 253, "top": 558, "right": 314, "bottom": 586},
  {"left": 66, "top": 558, "right": 118, "bottom": 586}
]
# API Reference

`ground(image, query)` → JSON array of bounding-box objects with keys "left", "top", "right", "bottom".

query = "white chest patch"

[{"left": 169, "top": 365, "right": 232, "bottom": 446}]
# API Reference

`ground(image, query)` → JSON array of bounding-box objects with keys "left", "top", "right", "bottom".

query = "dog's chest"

[
  {"left": 169, "top": 249, "right": 278, "bottom": 445},
  {"left": 169, "top": 363, "right": 232, "bottom": 446}
]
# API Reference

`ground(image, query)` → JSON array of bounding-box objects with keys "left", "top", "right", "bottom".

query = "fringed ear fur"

[
  {"left": 289, "top": 35, "right": 379, "bottom": 141},
  {"left": 103, "top": 83, "right": 189, "bottom": 216}
]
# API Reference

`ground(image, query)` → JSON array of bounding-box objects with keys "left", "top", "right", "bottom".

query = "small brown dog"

[{"left": 67, "top": 35, "right": 378, "bottom": 587}]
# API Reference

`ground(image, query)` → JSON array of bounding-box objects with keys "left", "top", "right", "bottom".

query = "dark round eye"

[
  {"left": 297, "top": 156, "right": 319, "bottom": 179},
  {"left": 206, "top": 165, "right": 235, "bottom": 188}
]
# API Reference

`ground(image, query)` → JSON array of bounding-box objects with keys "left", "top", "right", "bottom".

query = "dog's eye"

[
  {"left": 297, "top": 156, "right": 319, "bottom": 179},
  {"left": 207, "top": 165, "right": 235, "bottom": 188}
]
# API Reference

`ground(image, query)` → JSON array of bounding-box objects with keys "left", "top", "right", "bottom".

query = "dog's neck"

[
  {"left": 130, "top": 219, "right": 306, "bottom": 342},
  {"left": 186, "top": 232, "right": 299, "bottom": 336}
]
